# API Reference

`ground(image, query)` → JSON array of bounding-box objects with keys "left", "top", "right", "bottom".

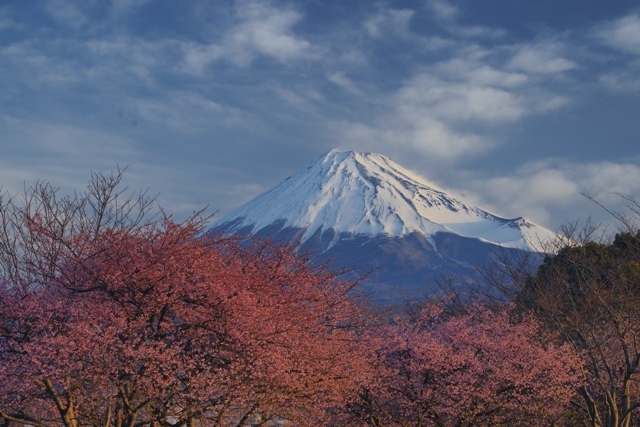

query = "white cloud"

[
  {"left": 131, "top": 91, "right": 250, "bottom": 134},
  {"left": 580, "top": 162, "right": 640, "bottom": 197},
  {"left": 427, "top": 0, "right": 504, "bottom": 39},
  {"left": 405, "top": 118, "right": 489, "bottom": 160},
  {"left": 111, "top": 0, "right": 151, "bottom": 11},
  {"left": 336, "top": 114, "right": 492, "bottom": 165},
  {"left": 478, "top": 170, "right": 579, "bottom": 224},
  {"left": 593, "top": 14, "right": 640, "bottom": 92},
  {"left": 4, "top": 0, "right": 636, "bottom": 231},
  {"left": 435, "top": 60, "right": 529, "bottom": 88},
  {"left": 334, "top": 42, "right": 573, "bottom": 167},
  {"left": 272, "top": 86, "right": 325, "bottom": 115},
  {"left": 426, "top": 0, "right": 458, "bottom": 22},
  {"left": 0, "top": 8, "right": 18, "bottom": 30},
  {"left": 507, "top": 42, "right": 577, "bottom": 75},
  {"left": 454, "top": 25, "right": 506, "bottom": 40},
  {"left": 43, "top": 0, "right": 93, "bottom": 29},
  {"left": 182, "top": 0, "right": 312, "bottom": 72},
  {"left": 596, "top": 14, "right": 640, "bottom": 55},
  {"left": 327, "top": 72, "right": 363, "bottom": 95},
  {"left": 462, "top": 161, "right": 640, "bottom": 229},
  {"left": 230, "top": 0, "right": 310, "bottom": 63},
  {"left": 364, "top": 8, "right": 414, "bottom": 38},
  {"left": 0, "top": 39, "right": 86, "bottom": 87},
  {"left": 361, "top": 4, "right": 454, "bottom": 53},
  {"left": 599, "top": 61, "right": 640, "bottom": 92},
  {"left": 396, "top": 55, "right": 569, "bottom": 127},
  {"left": 85, "top": 36, "right": 180, "bottom": 85},
  {"left": 0, "top": 115, "right": 142, "bottom": 197},
  {"left": 181, "top": 43, "right": 223, "bottom": 76},
  {"left": 397, "top": 74, "right": 526, "bottom": 124}
]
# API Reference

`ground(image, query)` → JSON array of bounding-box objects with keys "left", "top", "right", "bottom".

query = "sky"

[{"left": 1, "top": 0, "right": 640, "bottom": 234}]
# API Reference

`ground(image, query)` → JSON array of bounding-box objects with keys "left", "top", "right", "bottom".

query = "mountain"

[{"left": 210, "top": 150, "right": 555, "bottom": 301}]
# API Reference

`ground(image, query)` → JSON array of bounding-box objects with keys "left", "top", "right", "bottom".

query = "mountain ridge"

[
  {"left": 212, "top": 149, "right": 555, "bottom": 252},
  {"left": 209, "top": 150, "right": 552, "bottom": 300}
]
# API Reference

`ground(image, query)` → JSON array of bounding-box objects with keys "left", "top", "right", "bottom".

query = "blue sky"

[{"left": 1, "top": 0, "right": 640, "bottom": 232}]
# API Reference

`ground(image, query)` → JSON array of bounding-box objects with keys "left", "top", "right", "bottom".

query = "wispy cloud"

[
  {"left": 335, "top": 33, "right": 574, "bottom": 166},
  {"left": 43, "top": 0, "right": 91, "bottom": 29},
  {"left": 1, "top": 0, "right": 639, "bottom": 227},
  {"left": 227, "top": 0, "right": 311, "bottom": 62},
  {"left": 507, "top": 41, "right": 577, "bottom": 75},
  {"left": 461, "top": 160, "right": 640, "bottom": 227},
  {"left": 595, "top": 14, "right": 640, "bottom": 55},
  {"left": 182, "top": 0, "right": 311, "bottom": 73},
  {"left": 336, "top": 117, "right": 489, "bottom": 162},
  {"left": 364, "top": 7, "right": 414, "bottom": 38},
  {"left": 599, "top": 61, "right": 640, "bottom": 92},
  {"left": 397, "top": 73, "right": 526, "bottom": 124},
  {"left": 593, "top": 14, "right": 640, "bottom": 93},
  {"left": 326, "top": 72, "right": 364, "bottom": 96},
  {"left": 426, "top": 0, "right": 505, "bottom": 39},
  {"left": 426, "top": 0, "right": 458, "bottom": 22},
  {"left": 111, "top": 0, "right": 152, "bottom": 13}
]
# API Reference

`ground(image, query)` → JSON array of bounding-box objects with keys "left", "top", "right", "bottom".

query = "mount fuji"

[{"left": 210, "top": 150, "right": 555, "bottom": 301}]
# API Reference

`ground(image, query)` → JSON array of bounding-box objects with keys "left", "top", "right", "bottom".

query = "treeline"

[{"left": 0, "top": 171, "right": 638, "bottom": 427}]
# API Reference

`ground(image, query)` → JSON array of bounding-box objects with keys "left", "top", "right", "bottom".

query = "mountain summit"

[
  {"left": 214, "top": 149, "right": 554, "bottom": 251},
  {"left": 211, "top": 150, "right": 554, "bottom": 299}
]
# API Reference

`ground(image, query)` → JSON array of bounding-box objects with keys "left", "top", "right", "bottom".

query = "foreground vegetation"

[{"left": 0, "top": 172, "right": 638, "bottom": 426}]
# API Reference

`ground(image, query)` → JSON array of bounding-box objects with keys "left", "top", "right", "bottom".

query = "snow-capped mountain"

[
  {"left": 211, "top": 150, "right": 555, "bottom": 300},
  {"left": 214, "top": 150, "right": 554, "bottom": 250}
]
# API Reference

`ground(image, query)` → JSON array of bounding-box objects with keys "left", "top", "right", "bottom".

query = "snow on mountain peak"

[{"left": 214, "top": 150, "right": 555, "bottom": 250}]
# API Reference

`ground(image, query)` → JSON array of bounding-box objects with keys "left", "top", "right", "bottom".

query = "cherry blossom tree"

[
  {"left": 347, "top": 302, "right": 583, "bottom": 427},
  {"left": 0, "top": 171, "right": 373, "bottom": 427},
  {"left": 516, "top": 231, "right": 640, "bottom": 427}
]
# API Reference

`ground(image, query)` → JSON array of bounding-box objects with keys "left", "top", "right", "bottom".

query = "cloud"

[
  {"left": 0, "top": 8, "right": 18, "bottom": 30},
  {"left": 326, "top": 72, "right": 363, "bottom": 95},
  {"left": 85, "top": 36, "right": 181, "bottom": 85},
  {"left": 4, "top": 117, "right": 137, "bottom": 160},
  {"left": 599, "top": 60, "right": 640, "bottom": 92},
  {"left": 334, "top": 39, "right": 573, "bottom": 166},
  {"left": 360, "top": 4, "right": 454, "bottom": 53},
  {"left": 461, "top": 161, "right": 640, "bottom": 229},
  {"left": 397, "top": 73, "right": 526, "bottom": 124},
  {"left": 43, "top": 0, "right": 155, "bottom": 31},
  {"left": 507, "top": 42, "right": 577, "bottom": 75},
  {"left": 426, "top": 0, "right": 505, "bottom": 39},
  {"left": 0, "top": 29, "right": 182, "bottom": 95},
  {"left": 3, "top": 0, "right": 638, "bottom": 230},
  {"left": 404, "top": 118, "right": 489, "bottom": 160},
  {"left": 0, "top": 40, "right": 88, "bottom": 92},
  {"left": 426, "top": 0, "right": 458, "bottom": 22},
  {"left": 111, "top": 0, "right": 151, "bottom": 11},
  {"left": 43, "top": 0, "right": 91, "bottom": 29},
  {"left": 596, "top": 14, "right": 640, "bottom": 55},
  {"left": 230, "top": 0, "right": 310, "bottom": 62},
  {"left": 131, "top": 91, "right": 250, "bottom": 134},
  {"left": 474, "top": 169, "right": 580, "bottom": 225},
  {"left": 182, "top": 0, "right": 311, "bottom": 73},
  {"left": 327, "top": 6, "right": 575, "bottom": 167},
  {"left": 592, "top": 14, "right": 640, "bottom": 92},
  {"left": 364, "top": 8, "right": 414, "bottom": 38},
  {"left": 580, "top": 162, "right": 640, "bottom": 198},
  {"left": 0, "top": 114, "right": 143, "bottom": 197},
  {"left": 336, "top": 114, "right": 491, "bottom": 165},
  {"left": 435, "top": 59, "right": 529, "bottom": 87}
]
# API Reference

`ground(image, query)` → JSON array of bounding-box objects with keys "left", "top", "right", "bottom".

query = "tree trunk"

[{"left": 43, "top": 378, "right": 79, "bottom": 427}]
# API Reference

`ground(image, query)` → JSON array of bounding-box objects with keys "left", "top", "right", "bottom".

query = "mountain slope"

[
  {"left": 210, "top": 150, "right": 553, "bottom": 300},
  {"left": 213, "top": 149, "right": 554, "bottom": 251}
]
